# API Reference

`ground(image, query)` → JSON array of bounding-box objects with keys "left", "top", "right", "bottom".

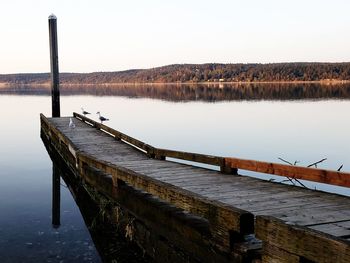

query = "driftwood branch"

[
  {"left": 307, "top": 158, "right": 327, "bottom": 168},
  {"left": 281, "top": 178, "right": 296, "bottom": 185},
  {"left": 277, "top": 157, "right": 308, "bottom": 188},
  {"left": 278, "top": 157, "right": 293, "bottom": 166},
  {"left": 293, "top": 178, "right": 307, "bottom": 188}
]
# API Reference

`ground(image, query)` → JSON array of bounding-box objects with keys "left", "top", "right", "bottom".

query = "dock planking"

[{"left": 41, "top": 113, "right": 350, "bottom": 262}]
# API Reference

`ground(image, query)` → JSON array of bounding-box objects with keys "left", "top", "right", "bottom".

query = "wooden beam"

[
  {"left": 155, "top": 148, "right": 223, "bottom": 166},
  {"left": 261, "top": 242, "right": 300, "bottom": 263},
  {"left": 256, "top": 215, "right": 350, "bottom": 263},
  {"left": 224, "top": 157, "right": 350, "bottom": 188}
]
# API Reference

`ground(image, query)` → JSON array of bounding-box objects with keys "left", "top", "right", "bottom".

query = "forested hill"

[{"left": 1, "top": 63, "right": 350, "bottom": 84}]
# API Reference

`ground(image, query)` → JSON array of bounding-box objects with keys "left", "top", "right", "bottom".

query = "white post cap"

[{"left": 48, "top": 14, "right": 57, "bottom": 19}]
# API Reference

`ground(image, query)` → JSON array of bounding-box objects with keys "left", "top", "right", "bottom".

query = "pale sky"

[{"left": 1, "top": 0, "right": 350, "bottom": 73}]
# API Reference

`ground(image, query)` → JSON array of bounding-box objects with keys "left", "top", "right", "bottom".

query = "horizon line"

[{"left": 2, "top": 61, "right": 350, "bottom": 75}]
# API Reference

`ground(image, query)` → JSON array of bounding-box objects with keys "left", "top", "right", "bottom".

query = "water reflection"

[
  {"left": 1, "top": 83, "right": 350, "bottom": 101},
  {"left": 0, "top": 94, "right": 104, "bottom": 263},
  {"left": 52, "top": 165, "right": 60, "bottom": 228}
]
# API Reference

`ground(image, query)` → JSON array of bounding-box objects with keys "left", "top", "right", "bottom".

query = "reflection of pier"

[
  {"left": 52, "top": 164, "right": 60, "bottom": 228},
  {"left": 41, "top": 112, "right": 350, "bottom": 262}
]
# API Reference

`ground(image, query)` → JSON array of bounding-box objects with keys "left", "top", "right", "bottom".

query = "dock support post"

[
  {"left": 52, "top": 164, "right": 61, "bottom": 228},
  {"left": 48, "top": 14, "right": 60, "bottom": 117}
]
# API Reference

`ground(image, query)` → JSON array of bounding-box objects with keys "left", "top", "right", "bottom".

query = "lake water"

[{"left": 0, "top": 84, "right": 349, "bottom": 262}]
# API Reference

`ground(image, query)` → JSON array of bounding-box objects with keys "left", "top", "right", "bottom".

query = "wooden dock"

[{"left": 41, "top": 112, "right": 350, "bottom": 262}]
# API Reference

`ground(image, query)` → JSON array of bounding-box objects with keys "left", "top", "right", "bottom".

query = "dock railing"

[{"left": 73, "top": 112, "right": 350, "bottom": 188}]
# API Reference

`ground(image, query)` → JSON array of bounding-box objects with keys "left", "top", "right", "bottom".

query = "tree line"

[{"left": 1, "top": 63, "right": 350, "bottom": 84}]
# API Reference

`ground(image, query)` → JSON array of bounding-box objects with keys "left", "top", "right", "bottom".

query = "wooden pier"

[{"left": 40, "top": 112, "right": 350, "bottom": 262}]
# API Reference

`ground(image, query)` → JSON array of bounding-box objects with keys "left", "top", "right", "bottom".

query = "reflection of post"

[{"left": 52, "top": 164, "right": 61, "bottom": 228}]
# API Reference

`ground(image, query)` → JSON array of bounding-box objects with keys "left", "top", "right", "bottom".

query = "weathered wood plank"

[
  {"left": 202, "top": 184, "right": 309, "bottom": 201},
  {"left": 309, "top": 221, "right": 350, "bottom": 238},
  {"left": 219, "top": 192, "right": 316, "bottom": 208},
  {"left": 249, "top": 194, "right": 350, "bottom": 215},
  {"left": 155, "top": 148, "right": 223, "bottom": 166},
  {"left": 270, "top": 206, "right": 350, "bottom": 226},
  {"left": 262, "top": 242, "right": 300, "bottom": 263},
  {"left": 256, "top": 215, "right": 350, "bottom": 263},
  {"left": 124, "top": 166, "right": 197, "bottom": 175},
  {"left": 242, "top": 198, "right": 347, "bottom": 214}
]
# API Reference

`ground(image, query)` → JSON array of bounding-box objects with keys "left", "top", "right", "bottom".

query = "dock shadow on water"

[{"left": 41, "top": 133, "right": 149, "bottom": 263}]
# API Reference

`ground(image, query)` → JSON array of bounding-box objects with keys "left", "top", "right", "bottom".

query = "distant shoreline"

[{"left": 1, "top": 79, "right": 350, "bottom": 87}]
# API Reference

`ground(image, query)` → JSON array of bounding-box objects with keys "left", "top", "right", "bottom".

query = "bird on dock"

[
  {"left": 96, "top": 111, "right": 109, "bottom": 123},
  {"left": 81, "top": 107, "right": 91, "bottom": 116},
  {"left": 69, "top": 118, "right": 76, "bottom": 129}
]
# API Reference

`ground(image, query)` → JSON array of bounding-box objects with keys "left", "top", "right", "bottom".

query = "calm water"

[{"left": 0, "top": 84, "right": 349, "bottom": 261}]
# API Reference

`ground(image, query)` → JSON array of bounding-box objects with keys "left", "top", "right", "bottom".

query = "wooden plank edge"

[
  {"left": 256, "top": 215, "right": 350, "bottom": 263},
  {"left": 40, "top": 113, "right": 81, "bottom": 164}
]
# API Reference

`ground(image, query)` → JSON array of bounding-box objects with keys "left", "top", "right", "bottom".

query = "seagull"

[
  {"left": 69, "top": 118, "right": 76, "bottom": 129},
  {"left": 81, "top": 107, "right": 91, "bottom": 116},
  {"left": 96, "top": 111, "right": 109, "bottom": 123}
]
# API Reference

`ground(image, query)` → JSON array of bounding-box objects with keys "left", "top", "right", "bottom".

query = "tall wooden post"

[{"left": 48, "top": 14, "right": 60, "bottom": 117}]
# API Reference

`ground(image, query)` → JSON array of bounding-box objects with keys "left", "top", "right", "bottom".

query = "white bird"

[
  {"left": 81, "top": 107, "right": 91, "bottom": 116},
  {"left": 96, "top": 111, "right": 109, "bottom": 123},
  {"left": 69, "top": 118, "right": 76, "bottom": 129}
]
